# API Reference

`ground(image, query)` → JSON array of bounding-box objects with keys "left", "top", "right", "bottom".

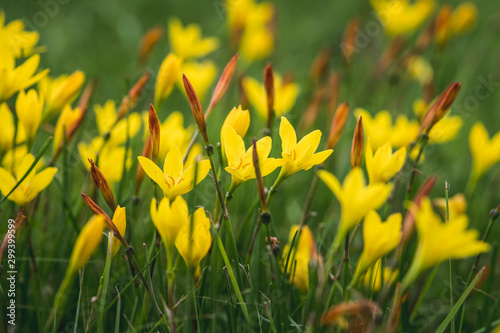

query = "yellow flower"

[
  {"left": 282, "top": 225, "right": 317, "bottom": 292},
  {"left": 318, "top": 168, "right": 392, "bottom": 250},
  {"left": 352, "top": 211, "right": 402, "bottom": 284},
  {"left": 402, "top": 197, "right": 489, "bottom": 289},
  {"left": 138, "top": 144, "right": 211, "bottom": 200},
  {"left": 370, "top": 0, "right": 435, "bottom": 36},
  {"left": 1, "top": 145, "right": 28, "bottom": 170},
  {"left": 109, "top": 206, "right": 126, "bottom": 258},
  {"left": 175, "top": 207, "right": 212, "bottom": 268},
  {"left": 68, "top": 215, "right": 106, "bottom": 273},
  {"left": 469, "top": 121, "right": 500, "bottom": 180},
  {"left": 108, "top": 113, "right": 142, "bottom": 146},
  {"left": 451, "top": 2, "right": 478, "bottom": 34},
  {"left": 151, "top": 196, "right": 188, "bottom": 248},
  {"left": 355, "top": 108, "right": 419, "bottom": 149},
  {"left": 154, "top": 53, "right": 182, "bottom": 108},
  {"left": 239, "top": 25, "right": 274, "bottom": 62},
  {"left": 242, "top": 74, "right": 300, "bottom": 119},
  {"left": 0, "top": 51, "right": 48, "bottom": 101},
  {"left": 0, "top": 102, "right": 25, "bottom": 151},
  {"left": 406, "top": 55, "right": 433, "bottom": 84},
  {"left": 0, "top": 12, "right": 39, "bottom": 58},
  {"left": 38, "top": 70, "right": 85, "bottom": 119},
  {"left": 0, "top": 153, "right": 57, "bottom": 206},
  {"left": 277, "top": 117, "right": 332, "bottom": 180},
  {"left": 222, "top": 125, "right": 282, "bottom": 190},
  {"left": 362, "top": 259, "right": 398, "bottom": 292},
  {"left": 53, "top": 104, "right": 81, "bottom": 151},
  {"left": 220, "top": 106, "right": 250, "bottom": 160},
  {"left": 15, "top": 89, "right": 43, "bottom": 142},
  {"left": 365, "top": 138, "right": 406, "bottom": 184},
  {"left": 178, "top": 60, "right": 217, "bottom": 102},
  {"left": 94, "top": 100, "right": 117, "bottom": 135},
  {"left": 433, "top": 193, "right": 467, "bottom": 220},
  {"left": 412, "top": 98, "right": 463, "bottom": 143},
  {"left": 168, "top": 18, "right": 219, "bottom": 59}
]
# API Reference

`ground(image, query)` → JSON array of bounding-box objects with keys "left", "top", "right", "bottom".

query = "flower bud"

[
  {"left": 299, "top": 87, "right": 324, "bottom": 132},
  {"left": 326, "top": 71, "right": 341, "bottom": 118},
  {"left": 435, "top": 5, "right": 453, "bottom": 46},
  {"left": 135, "top": 135, "right": 152, "bottom": 195},
  {"left": 0, "top": 210, "right": 27, "bottom": 263},
  {"left": 419, "top": 82, "right": 461, "bottom": 135},
  {"left": 117, "top": 72, "right": 150, "bottom": 120},
  {"left": 138, "top": 27, "right": 163, "bottom": 65},
  {"left": 326, "top": 102, "right": 349, "bottom": 150},
  {"left": 341, "top": 17, "right": 360, "bottom": 64},
  {"left": 264, "top": 63, "right": 275, "bottom": 131},
  {"left": 310, "top": 48, "right": 331, "bottom": 83},
  {"left": 183, "top": 74, "right": 209, "bottom": 145},
  {"left": 350, "top": 116, "right": 363, "bottom": 168},
  {"left": 207, "top": 54, "right": 238, "bottom": 117},
  {"left": 154, "top": 53, "right": 182, "bottom": 108},
  {"left": 148, "top": 104, "right": 160, "bottom": 162},
  {"left": 89, "top": 158, "right": 116, "bottom": 211}
]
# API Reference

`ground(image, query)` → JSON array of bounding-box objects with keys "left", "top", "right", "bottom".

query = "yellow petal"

[{"left": 279, "top": 117, "right": 297, "bottom": 153}]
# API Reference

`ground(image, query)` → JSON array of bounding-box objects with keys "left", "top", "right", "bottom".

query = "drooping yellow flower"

[
  {"left": 355, "top": 108, "right": 419, "bottom": 149},
  {"left": 175, "top": 207, "right": 212, "bottom": 268},
  {"left": 53, "top": 104, "right": 81, "bottom": 151},
  {"left": 402, "top": 197, "right": 489, "bottom": 289},
  {"left": 168, "top": 18, "right": 219, "bottom": 59},
  {"left": 220, "top": 106, "right": 250, "bottom": 160},
  {"left": 318, "top": 168, "right": 392, "bottom": 250},
  {"left": 242, "top": 74, "right": 300, "bottom": 119},
  {"left": 412, "top": 98, "right": 463, "bottom": 144},
  {"left": 0, "top": 50, "right": 49, "bottom": 101},
  {"left": 177, "top": 60, "right": 217, "bottom": 102},
  {"left": 222, "top": 125, "right": 282, "bottom": 191},
  {"left": 138, "top": 144, "right": 210, "bottom": 200},
  {"left": 15, "top": 89, "right": 43, "bottom": 142},
  {"left": 0, "top": 153, "right": 57, "bottom": 206},
  {"left": 365, "top": 138, "right": 406, "bottom": 184},
  {"left": 0, "top": 12, "right": 39, "bottom": 58},
  {"left": 38, "top": 70, "right": 85, "bottom": 120},
  {"left": 68, "top": 215, "right": 106, "bottom": 273},
  {"left": 469, "top": 121, "right": 500, "bottom": 180},
  {"left": 281, "top": 225, "right": 317, "bottom": 292},
  {"left": 352, "top": 211, "right": 402, "bottom": 285},
  {"left": 151, "top": 196, "right": 188, "bottom": 248},
  {"left": 362, "top": 259, "right": 398, "bottom": 292},
  {"left": 433, "top": 193, "right": 467, "bottom": 220},
  {"left": 370, "top": 0, "right": 436, "bottom": 36},
  {"left": 406, "top": 55, "right": 433, "bottom": 84},
  {"left": 109, "top": 206, "right": 126, "bottom": 258},
  {"left": 277, "top": 117, "right": 332, "bottom": 180},
  {"left": 154, "top": 53, "right": 182, "bottom": 108}
]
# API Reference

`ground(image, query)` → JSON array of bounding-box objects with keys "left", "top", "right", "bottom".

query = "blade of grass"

[{"left": 74, "top": 269, "right": 84, "bottom": 333}]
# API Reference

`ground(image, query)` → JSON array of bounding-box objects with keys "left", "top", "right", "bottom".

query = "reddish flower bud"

[
  {"left": 341, "top": 17, "right": 361, "bottom": 64},
  {"left": 183, "top": 74, "right": 209, "bottom": 145},
  {"left": 148, "top": 104, "right": 161, "bottom": 162},
  {"left": 350, "top": 116, "right": 363, "bottom": 168},
  {"left": 419, "top": 82, "right": 461, "bottom": 135},
  {"left": 0, "top": 210, "right": 27, "bottom": 263},
  {"left": 135, "top": 136, "right": 152, "bottom": 195},
  {"left": 207, "top": 54, "right": 239, "bottom": 117},
  {"left": 310, "top": 48, "right": 331, "bottom": 83},
  {"left": 138, "top": 27, "right": 163, "bottom": 65},
  {"left": 117, "top": 72, "right": 150, "bottom": 120},
  {"left": 89, "top": 159, "right": 116, "bottom": 212},
  {"left": 326, "top": 102, "right": 349, "bottom": 150},
  {"left": 264, "top": 63, "right": 275, "bottom": 131},
  {"left": 327, "top": 72, "right": 341, "bottom": 119},
  {"left": 299, "top": 87, "right": 325, "bottom": 132}
]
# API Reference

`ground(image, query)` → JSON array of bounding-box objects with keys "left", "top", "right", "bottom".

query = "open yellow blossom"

[
  {"left": 402, "top": 197, "right": 489, "bottom": 289},
  {"left": 318, "top": 168, "right": 392, "bottom": 250},
  {"left": 469, "top": 122, "right": 500, "bottom": 180},
  {"left": 365, "top": 138, "right": 406, "bottom": 184},
  {"left": 177, "top": 60, "right": 217, "bottom": 102},
  {"left": 0, "top": 50, "right": 49, "bottom": 101},
  {"left": 282, "top": 225, "right": 317, "bottom": 292},
  {"left": 242, "top": 74, "right": 300, "bottom": 119},
  {"left": 175, "top": 207, "right": 212, "bottom": 268},
  {"left": 154, "top": 53, "right": 182, "bottom": 108},
  {"left": 0, "top": 153, "right": 57, "bottom": 207},
  {"left": 15, "top": 89, "right": 43, "bottom": 142},
  {"left": 412, "top": 98, "right": 463, "bottom": 143},
  {"left": 370, "top": 0, "right": 435, "bottom": 36},
  {"left": 239, "top": 25, "right": 274, "bottom": 62},
  {"left": 168, "top": 18, "right": 219, "bottom": 59},
  {"left": 1, "top": 145, "right": 28, "bottom": 170},
  {"left": 108, "top": 113, "right": 142, "bottom": 146},
  {"left": 0, "top": 12, "right": 39, "bottom": 58},
  {"left": 406, "top": 55, "right": 433, "bottom": 84},
  {"left": 38, "top": 70, "right": 85, "bottom": 120},
  {"left": 277, "top": 117, "right": 332, "bottom": 180},
  {"left": 220, "top": 106, "right": 250, "bottom": 160},
  {"left": 94, "top": 100, "right": 117, "bottom": 135},
  {"left": 355, "top": 108, "right": 419, "bottom": 149},
  {"left": 362, "top": 259, "right": 398, "bottom": 292},
  {"left": 68, "top": 215, "right": 106, "bottom": 273},
  {"left": 433, "top": 193, "right": 467, "bottom": 220},
  {"left": 151, "top": 196, "right": 188, "bottom": 248},
  {"left": 352, "top": 211, "right": 402, "bottom": 285},
  {"left": 109, "top": 206, "right": 126, "bottom": 258},
  {"left": 223, "top": 125, "right": 283, "bottom": 191},
  {"left": 53, "top": 105, "right": 81, "bottom": 151},
  {"left": 0, "top": 103, "right": 26, "bottom": 152},
  {"left": 451, "top": 2, "right": 477, "bottom": 34},
  {"left": 138, "top": 144, "right": 210, "bottom": 200}
]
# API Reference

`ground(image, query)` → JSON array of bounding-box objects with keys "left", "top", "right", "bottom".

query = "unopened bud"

[
  {"left": 135, "top": 136, "right": 152, "bottom": 195},
  {"left": 117, "top": 72, "right": 150, "bottom": 120},
  {"left": 207, "top": 54, "right": 239, "bottom": 117},
  {"left": 299, "top": 87, "right": 325, "bottom": 132},
  {"left": 89, "top": 159, "right": 116, "bottom": 211},
  {"left": 310, "top": 48, "right": 331, "bottom": 83},
  {"left": 183, "top": 74, "right": 210, "bottom": 145},
  {"left": 264, "top": 63, "right": 275, "bottom": 132},
  {"left": 341, "top": 17, "right": 360, "bottom": 64},
  {"left": 148, "top": 104, "right": 160, "bottom": 162},
  {"left": 138, "top": 27, "right": 163, "bottom": 65},
  {"left": 419, "top": 82, "right": 461, "bottom": 135},
  {"left": 350, "top": 116, "right": 363, "bottom": 168},
  {"left": 326, "top": 102, "right": 349, "bottom": 150},
  {"left": 327, "top": 72, "right": 341, "bottom": 118}
]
